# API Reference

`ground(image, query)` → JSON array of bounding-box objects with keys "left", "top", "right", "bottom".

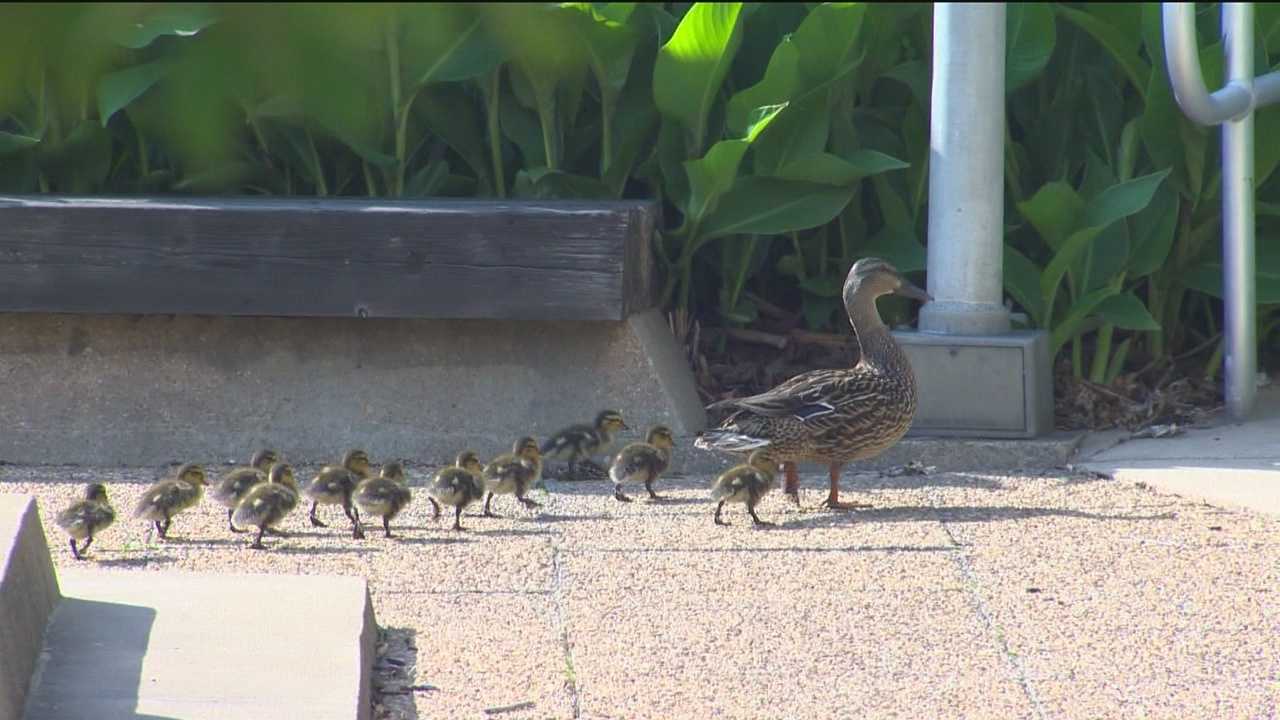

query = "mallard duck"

[
  {"left": 55, "top": 483, "right": 116, "bottom": 560},
  {"left": 302, "top": 449, "right": 371, "bottom": 536},
  {"left": 609, "top": 425, "right": 676, "bottom": 503},
  {"left": 541, "top": 410, "right": 628, "bottom": 480},
  {"left": 133, "top": 463, "right": 208, "bottom": 539},
  {"left": 211, "top": 449, "right": 280, "bottom": 534},
  {"left": 427, "top": 451, "right": 486, "bottom": 530},
  {"left": 695, "top": 258, "right": 931, "bottom": 510},
  {"left": 233, "top": 462, "right": 300, "bottom": 550},
  {"left": 482, "top": 437, "right": 543, "bottom": 516},
  {"left": 710, "top": 450, "right": 780, "bottom": 527},
  {"left": 352, "top": 461, "right": 412, "bottom": 539}
]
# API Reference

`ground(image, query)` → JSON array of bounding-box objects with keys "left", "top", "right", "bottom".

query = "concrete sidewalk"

[
  {"left": 6, "top": 455, "right": 1279, "bottom": 719},
  {"left": 1078, "top": 384, "right": 1280, "bottom": 518}
]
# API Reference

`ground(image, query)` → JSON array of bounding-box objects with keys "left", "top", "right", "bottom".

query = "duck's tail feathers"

[{"left": 694, "top": 431, "right": 771, "bottom": 454}]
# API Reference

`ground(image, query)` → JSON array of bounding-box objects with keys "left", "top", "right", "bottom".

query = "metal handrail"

[{"left": 1163, "top": 2, "right": 1278, "bottom": 420}]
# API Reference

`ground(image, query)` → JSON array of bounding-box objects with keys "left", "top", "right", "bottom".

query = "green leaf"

[
  {"left": 791, "top": 3, "right": 868, "bottom": 92},
  {"left": 1095, "top": 292, "right": 1161, "bottom": 331},
  {"left": 798, "top": 275, "right": 843, "bottom": 297},
  {"left": 404, "top": 159, "right": 451, "bottom": 198},
  {"left": 751, "top": 90, "right": 830, "bottom": 176},
  {"left": 514, "top": 168, "right": 613, "bottom": 199},
  {"left": 700, "top": 177, "right": 854, "bottom": 240},
  {"left": 1053, "top": 4, "right": 1150, "bottom": 100},
  {"left": 882, "top": 60, "right": 929, "bottom": 109},
  {"left": 603, "top": 77, "right": 660, "bottom": 196},
  {"left": 1040, "top": 226, "right": 1103, "bottom": 307},
  {"left": 401, "top": 6, "right": 505, "bottom": 86},
  {"left": 1182, "top": 242, "right": 1280, "bottom": 304},
  {"left": 775, "top": 149, "right": 907, "bottom": 186},
  {"left": 861, "top": 225, "right": 927, "bottom": 274},
  {"left": 568, "top": 4, "right": 639, "bottom": 94},
  {"left": 1050, "top": 285, "right": 1121, "bottom": 355},
  {"left": 418, "top": 85, "right": 491, "bottom": 191},
  {"left": 653, "top": 2, "right": 744, "bottom": 153},
  {"left": 1082, "top": 168, "right": 1171, "bottom": 229},
  {"left": 1017, "top": 182, "right": 1085, "bottom": 251},
  {"left": 1003, "top": 245, "right": 1046, "bottom": 327},
  {"left": 97, "top": 62, "right": 169, "bottom": 127},
  {"left": 726, "top": 37, "right": 798, "bottom": 136},
  {"left": 1126, "top": 183, "right": 1179, "bottom": 277},
  {"left": 720, "top": 296, "right": 759, "bottom": 325},
  {"left": 112, "top": 4, "right": 217, "bottom": 48},
  {"left": 1006, "top": 3, "right": 1056, "bottom": 93},
  {"left": 684, "top": 139, "right": 749, "bottom": 222},
  {"left": 0, "top": 131, "right": 41, "bottom": 156},
  {"left": 800, "top": 294, "right": 840, "bottom": 331}
]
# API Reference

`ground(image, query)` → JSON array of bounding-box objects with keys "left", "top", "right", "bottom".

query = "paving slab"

[
  {"left": 22, "top": 569, "right": 376, "bottom": 720},
  {"left": 1079, "top": 385, "right": 1280, "bottom": 517}
]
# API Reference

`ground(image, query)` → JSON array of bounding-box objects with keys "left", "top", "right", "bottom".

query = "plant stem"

[
  {"left": 600, "top": 89, "right": 615, "bottom": 179},
  {"left": 306, "top": 128, "right": 327, "bottom": 196},
  {"left": 537, "top": 95, "right": 559, "bottom": 171},
  {"left": 1089, "top": 323, "right": 1115, "bottom": 383},
  {"left": 484, "top": 69, "right": 507, "bottom": 198},
  {"left": 386, "top": 15, "right": 405, "bottom": 197},
  {"left": 1072, "top": 336, "right": 1083, "bottom": 378},
  {"left": 363, "top": 161, "right": 376, "bottom": 197},
  {"left": 790, "top": 232, "right": 807, "bottom": 280}
]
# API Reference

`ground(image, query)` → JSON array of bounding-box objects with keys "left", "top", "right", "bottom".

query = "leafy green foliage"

[{"left": 1, "top": 2, "right": 1277, "bottom": 379}]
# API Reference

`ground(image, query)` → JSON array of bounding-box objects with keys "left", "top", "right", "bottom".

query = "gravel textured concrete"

[{"left": 4, "top": 460, "right": 1279, "bottom": 719}]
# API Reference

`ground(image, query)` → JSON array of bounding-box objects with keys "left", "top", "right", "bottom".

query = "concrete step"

[{"left": 22, "top": 569, "right": 376, "bottom": 720}]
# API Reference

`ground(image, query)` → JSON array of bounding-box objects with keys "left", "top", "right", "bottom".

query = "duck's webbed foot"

[
  {"left": 613, "top": 486, "right": 633, "bottom": 503},
  {"left": 309, "top": 503, "right": 328, "bottom": 528},
  {"left": 714, "top": 501, "right": 729, "bottom": 526}
]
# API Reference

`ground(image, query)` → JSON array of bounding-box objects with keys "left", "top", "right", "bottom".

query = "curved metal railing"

[{"left": 1163, "top": 3, "right": 1280, "bottom": 420}]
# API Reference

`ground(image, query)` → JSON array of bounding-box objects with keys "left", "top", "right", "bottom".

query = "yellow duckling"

[
  {"left": 301, "top": 449, "right": 371, "bottom": 536},
  {"left": 352, "top": 461, "right": 413, "bottom": 539},
  {"left": 541, "top": 410, "right": 628, "bottom": 480},
  {"left": 482, "top": 437, "right": 543, "bottom": 517},
  {"left": 710, "top": 450, "right": 779, "bottom": 527},
  {"left": 55, "top": 483, "right": 116, "bottom": 560},
  {"left": 609, "top": 425, "right": 676, "bottom": 503},
  {"left": 232, "top": 462, "right": 300, "bottom": 550},
  {"left": 211, "top": 449, "right": 280, "bottom": 534},
  {"left": 427, "top": 451, "right": 486, "bottom": 531},
  {"left": 133, "top": 463, "right": 208, "bottom": 539}
]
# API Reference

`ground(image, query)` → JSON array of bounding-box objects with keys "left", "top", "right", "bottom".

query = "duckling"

[
  {"left": 710, "top": 450, "right": 779, "bottom": 527},
  {"left": 352, "top": 461, "right": 412, "bottom": 539},
  {"left": 482, "top": 437, "right": 543, "bottom": 517},
  {"left": 211, "top": 449, "right": 280, "bottom": 534},
  {"left": 541, "top": 410, "right": 628, "bottom": 480},
  {"left": 301, "top": 449, "right": 371, "bottom": 536},
  {"left": 609, "top": 425, "right": 676, "bottom": 503},
  {"left": 427, "top": 451, "right": 487, "bottom": 530},
  {"left": 55, "top": 483, "right": 116, "bottom": 560},
  {"left": 133, "top": 463, "right": 208, "bottom": 539},
  {"left": 233, "top": 462, "right": 300, "bottom": 550}
]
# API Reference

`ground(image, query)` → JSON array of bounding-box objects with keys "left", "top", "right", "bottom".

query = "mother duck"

[{"left": 695, "top": 258, "right": 931, "bottom": 509}]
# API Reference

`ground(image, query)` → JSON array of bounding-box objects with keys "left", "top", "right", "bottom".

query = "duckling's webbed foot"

[
  {"left": 714, "top": 501, "right": 729, "bottom": 526},
  {"left": 644, "top": 480, "right": 664, "bottom": 501},
  {"left": 382, "top": 517, "right": 393, "bottom": 538},
  {"left": 250, "top": 527, "right": 267, "bottom": 550},
  {"left": 453, "top": 506, "right": 465, "bottom": 531},
  {"left": 613, "top": 486, "right": 632, "bottom": 503},
  {"left": 748, "top": 505, "right": 775, "bottom": 527},
  {"left": 309, "top": 502, "right": 328, "bottom": 528},
  {"left": 518, "top": 496, "right": 541, "bottom": 510},
  {"left": 428, "top": 497, "right": 441, "bottom": 520},
  {"left": 69, "top": 538, "right": 84, "bottom": 560},
  {"left": 227, "top": 509, "right": 247, "bottom": 533},
  {"left": 483, "top": 493, "right": 498, "bottom": 518}
]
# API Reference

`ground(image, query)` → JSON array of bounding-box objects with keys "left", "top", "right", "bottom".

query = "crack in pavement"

[{"left": 548, "top": 530, "right": 582, "bottom": 718}]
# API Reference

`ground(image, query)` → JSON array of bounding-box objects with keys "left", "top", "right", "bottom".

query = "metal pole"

[
  {"left": 1222, "top": 3, "right": 1257, "bottom": 419},
  {"left": 1163, "top": 2, "right": 1275, "bottom": 420},
  {"left": 919, "top": 3, "right": 1011, "bottom": 336}
]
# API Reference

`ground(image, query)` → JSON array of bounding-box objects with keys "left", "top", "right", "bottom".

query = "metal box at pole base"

[{"left": 893, "top": 329, "right": 1055, "bottom": 439}]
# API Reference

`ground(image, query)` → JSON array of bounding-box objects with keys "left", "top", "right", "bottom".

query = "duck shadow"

[
  {"left": 471, "top": 528, "right": 553, "bottom": 538},
  {"left": 92, "top": 554, "right": 177, "bottom": 568},
  {"left": 391, "top": 535, "right": 471, "bottom": 546},
  {"left": 522, "top": 513, "right": 610, "bottom": 523},
  {"left": 768, "top": 504, "right": 1178, "bottom": 530},
  {"left": 266, "top": 544, "right": 378, "bottom": 555},
  {"left": 643, "top": 497, "right": 706, "bottom": 507}
]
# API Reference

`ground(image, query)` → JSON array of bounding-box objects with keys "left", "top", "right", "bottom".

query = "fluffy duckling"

[
  {"left": 302, "top": 449, "right": 371, "bottom": 536},
  {"left": 427, "top": 451, "right": 487, "bottom": 530},
  {"left": 710, "top": 450, "right": 779, "bottom": 527},
  {"left": 352, "top": 461, "right": 412, "bottom": 539},
  {"left": 211, "top": 449, "right": 280, "bottom": 534},
  {"left": 133, "top": 463, "right": 208, "bottom": 539},
  {"left": 541, "top": 410, "right": 628, "bottom": 480},
  {"left": 233, "top": 462, "right": 300, "bottom": 550},
  {"left": 55, "top": 483, "right": 116, "bottom": 560},
  {"left": 610, "top": 425, "right": 676, "bottom": 503},
  {"left": 482, "top": 437, "right": 543, "bottom": 517}
]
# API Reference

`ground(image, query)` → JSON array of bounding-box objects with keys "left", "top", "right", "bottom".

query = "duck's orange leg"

[
  {"left": 784, "top": 462, "right": 801, "bottom": 506},
  {"left": 821, "top": 463, "right": 873, "bottom": 511}
]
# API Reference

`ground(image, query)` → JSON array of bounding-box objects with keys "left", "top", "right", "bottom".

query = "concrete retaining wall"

[{"left": 0, "top": 496, "right": 60, "bottom": 720}]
